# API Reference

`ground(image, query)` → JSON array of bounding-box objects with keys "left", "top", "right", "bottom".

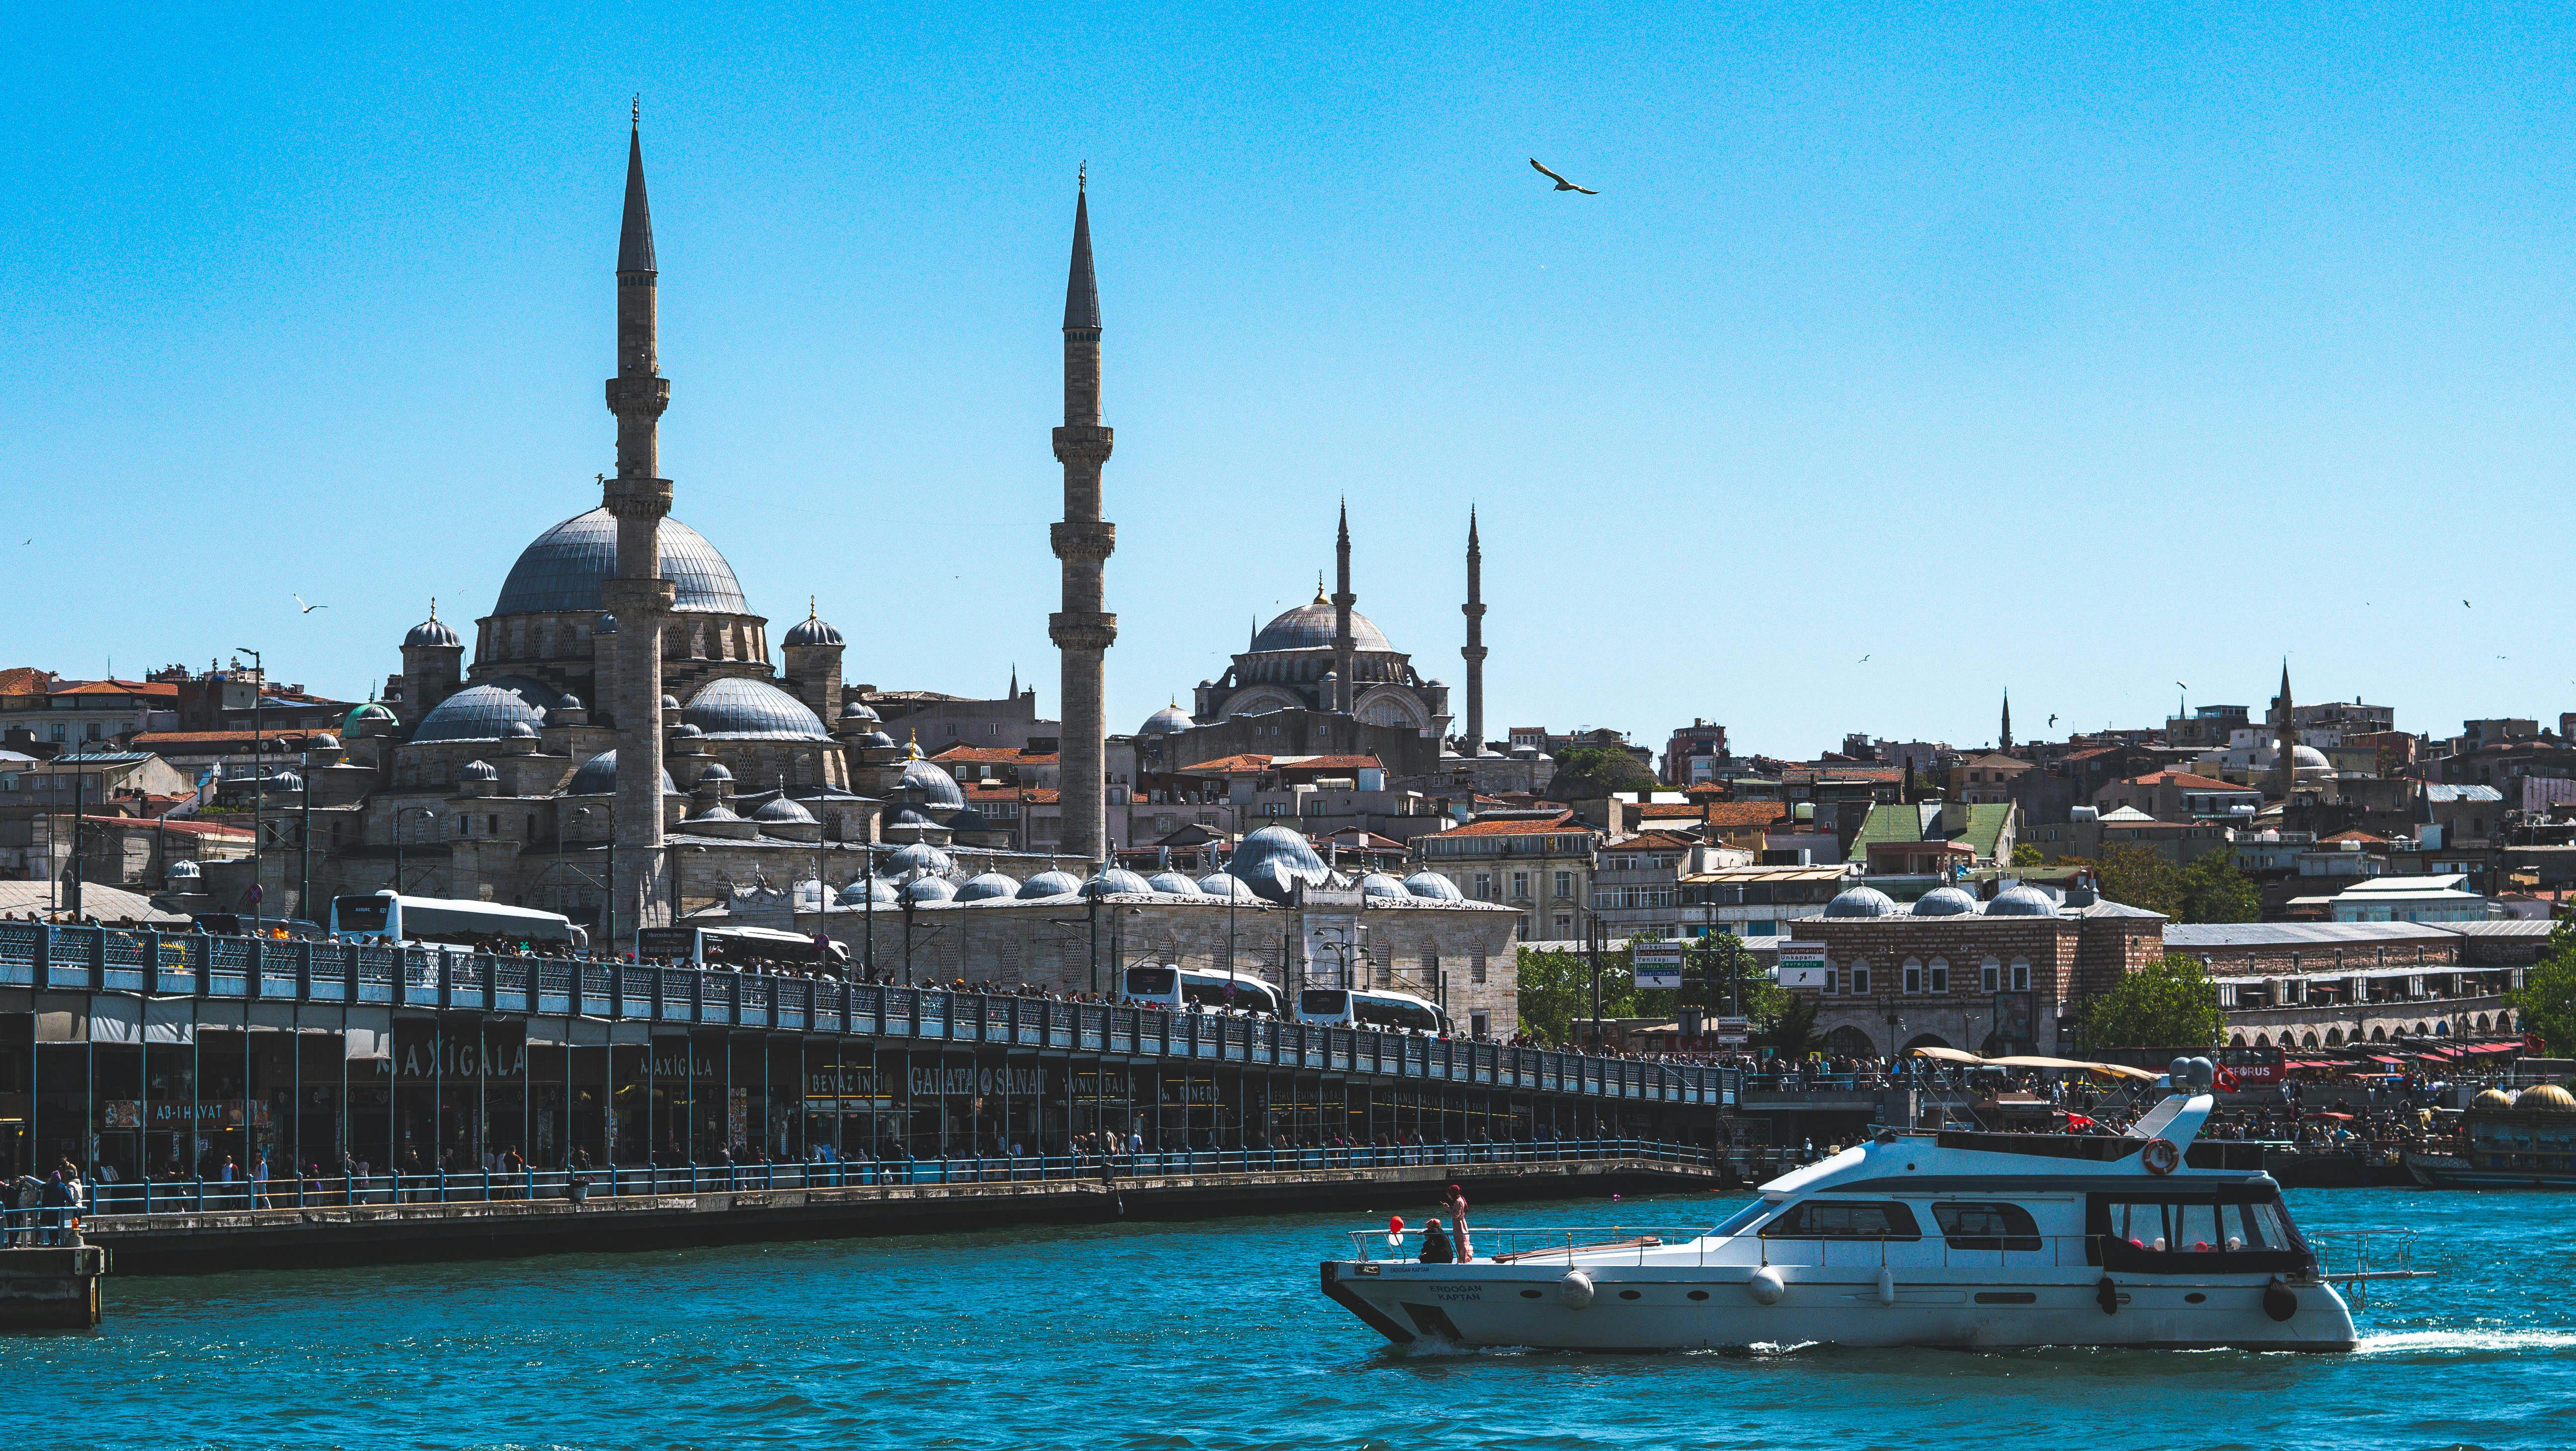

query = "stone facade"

[{"left": 1794, "top": 904, "right": 2165, "bottom": 1057}]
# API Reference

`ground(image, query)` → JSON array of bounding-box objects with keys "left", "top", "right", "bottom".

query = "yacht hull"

[{"left": 1323, "top": 1261, "right": 2358, "bottom": 1352}]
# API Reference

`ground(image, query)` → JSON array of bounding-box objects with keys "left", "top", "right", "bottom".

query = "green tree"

[
  {"left": 1515, "top": 945, "right": 1642, "bottom": 1046},
  {"left": 2505, "top": 920, "right": 2576, "bottom": 1053},
  {"left": 2010, "top": 843, "right": 2045, "bottom": 867},
  {"left": 2092, "top": 843, "right": 2184, "bottom": 916},
  {"left": 1759, "top": 990, "right": 1818, "bottom": 1056},
  {"left": 1546, "top": 745, "right": 1658, "bottom": 801},
  {"left": 2076, "top": 954, "right": 2224, "bottom": 1051},
  {"left": 2175, "top": 850, "right": 2260, "bottom": 924}
]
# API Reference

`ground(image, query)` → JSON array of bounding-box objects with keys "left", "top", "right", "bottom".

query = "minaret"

[
  {"left": 2273, "top": 660, "right": 2297, "bottom": 800},
  {"left": 1331, "top": 500, "right": 1356, "bottom": 714},
  {"left": 1048, "top": 168, "right": 1116, "bottom": 862},
  {"left": 1461, "top": 508, "right": 1486, "bottom": 754},
  {"left": 2000, "top": 689, "right": 2012, "bottom": 754},
  {"left": 599, "top": 104, "right": 674, "bottom": 938}
]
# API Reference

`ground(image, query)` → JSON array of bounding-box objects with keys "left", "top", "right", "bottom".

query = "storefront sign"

[
  {"left": 1631, "top": 942, "right": 1685, "bottom": 990},
  {"left": 907, "top": 1065, "right": 1046, "bottom": 1099}
]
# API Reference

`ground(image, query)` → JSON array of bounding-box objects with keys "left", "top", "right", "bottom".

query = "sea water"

[{"left": 2, "top": 1187, "right": 2566, "bottom": 1450}]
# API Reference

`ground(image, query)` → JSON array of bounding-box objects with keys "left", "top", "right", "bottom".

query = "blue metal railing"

[
  {"left": 0, "top": 1138, "right": 1715, "bottom": 1234},
  {"left": 0, "top": 922, "right": 1741, "bottom": 1107}
]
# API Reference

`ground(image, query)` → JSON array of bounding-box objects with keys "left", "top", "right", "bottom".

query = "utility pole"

[{"left": 238, "top": 647, "right": 264, "bottom": 930}]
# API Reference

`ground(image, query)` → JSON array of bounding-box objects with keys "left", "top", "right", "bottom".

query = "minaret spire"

[
  {"left": 1331, "top": 499, "right": 1356, "bottom": 714},
  {"left": 601, "top": 108, "right": 676, "bottom": 938},
  {"left": 2273, "top": 657, "right": 2298, "bottom": 801},
  {"left": 2000, "top": 688, "right": 2012, "bottom": 754},
  {"left": 1048, "top": 169, "right": 1116, "bottom": 861},
  {"left": 1462, "top": 507, "right": 1487, "bottom": 756}
]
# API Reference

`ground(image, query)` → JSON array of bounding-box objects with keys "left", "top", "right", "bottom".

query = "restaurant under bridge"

[{"left": 0, "top": 923, "right": 1736, "bottom": 1186}]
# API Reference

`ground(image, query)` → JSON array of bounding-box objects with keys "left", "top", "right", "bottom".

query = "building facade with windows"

[{"left": 1410, "top": 810, "right": 1598, "bottom": 943}]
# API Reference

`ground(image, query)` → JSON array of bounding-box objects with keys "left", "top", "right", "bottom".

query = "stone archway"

[
  {"left": 1823, "top": 1025, "right": 1876, "bottom": 1057},
  {"left": 2254, "top": 1033, "right": 2271, "bottom": 1048},
  {"left": 2370, "top": 1026, "right": 2388, "bottom": 1043},
  {"left": 2476, "top": 1014, "right": 2492, "bottom": 1032},
  {"left": 1901, "top": 1032, "right": 1952, "bottom": 1054},
  {"left": 2302, "top": 1032, "right": 2319, "bottom": 1048},
  {"left": 2230, "top": 1034, "right": 2248, "bottom": 1048}
]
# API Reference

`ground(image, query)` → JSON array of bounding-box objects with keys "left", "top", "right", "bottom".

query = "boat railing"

[
  {"left": 2300, "top": 1229, "right": 2431, "bottom": 1305},
  {"left": 1346, "top": 1228, "right": 2388, "bottom": 1275}
]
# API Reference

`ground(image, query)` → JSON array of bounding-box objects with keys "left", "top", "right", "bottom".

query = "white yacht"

[{"left": 1323, "top": 1058, "right": 2413, "bottom": 1352}]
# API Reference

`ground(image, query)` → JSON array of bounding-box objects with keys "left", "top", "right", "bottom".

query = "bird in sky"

[
  {"left": 2048, "top": 714, "right": 2058, "bottom": 728},
  {"left": 1857, "top": 654, "right": 1871, "bottom": 663},
  {"left": 2464, "top": 600, "right": 2473, "bottom": 608},
  {"left": 1529, "top": 158, "right": 1598, "bottom": 194},
  {"left": 16, "top": 539, "right": 28, "bottom": 546},
  {"left": 294, "top": 595, "right": 327, "bottom": 614}
]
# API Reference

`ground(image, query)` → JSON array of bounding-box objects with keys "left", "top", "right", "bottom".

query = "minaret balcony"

[
  {"left": 1050, "top": 520, "right": 1117, "bottom": 561},
  {"left": 1051, "top": 424, "right": 1114, "bottom": 463}
]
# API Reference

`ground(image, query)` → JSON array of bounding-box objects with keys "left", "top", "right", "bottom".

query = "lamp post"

[
  {"left": 238, "top": 647, "right": 263, "bottom": 929},
  {"left": 391, "top": 806, "right": 439, "bottom": 894}
]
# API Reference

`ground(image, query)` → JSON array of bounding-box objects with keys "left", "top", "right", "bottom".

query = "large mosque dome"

[
  {"left": 681, "top": 677, "right": 829, "bottom": 740},
  {"left": 492, "top": 508, "right": 750, "bottom": 616},
  {"left": 1250, "top": 594, "right": 1396, "bottom": 654}
]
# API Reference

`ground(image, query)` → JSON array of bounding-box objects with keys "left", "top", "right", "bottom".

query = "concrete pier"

[
  {"left": 89, "top": 1156, "right": 1716, "bottom": 1275},
  {"left": 0, "top": 1245, "right": 107, "bottom": 1329}
]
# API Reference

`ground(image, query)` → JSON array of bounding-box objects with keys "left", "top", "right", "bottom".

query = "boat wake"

[{"left": 2351, "top": 1328, "right": 2576, "bottom": 1357}]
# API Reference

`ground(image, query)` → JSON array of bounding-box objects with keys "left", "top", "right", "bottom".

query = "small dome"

[
  {"left": 2473, "top": 1088, "right": 2516, "bottom": 1111},
  {"left": 837, "top": 877, "right": 898, "bottom": 906},
  {"left": 782, "top": 605, "right": 843, "bottom": 647},
  {"left": 751, "top": 796, "right": 816, "bottom": 825},
  {"left": 411, "top": 683, "right": 547, "bottom": 743},
  {"left": 404, "top": 611, "right": 462, "bottom": 649},
  {"left": 903, "top": 874, "right": 957, "bottom": 903},
  {"left": 1227, "top": 825, "right": 1328, "bottom": 902},
  {"left": 682, "top": 677, "right": 829, "bottom": 741},
  {"left": 308, "top": 732, "right": 340, "bottom": 751},
  {"left": 594, "top": 613, "right": 619, "bottom": 636},
  {"left": 900, "top": 757, "right": 966, "bottom": 812},
  {"left": 458, "top": 759, "right": 498, "bottom": 783},
  {"left": 862, "top": 730, "right": 895, "bottom": 749},
  {"left": 840, "top": 699, "right": 881, "bottom": 723},
  {"left": 1988, "top": 884, "right": 2060, "bottom": 917},
  {"left": 1403, "top": 871, "right": 1464, "bottom": 901},
  {"left": 1082, "top": 867, "right": 1155, "bottom": 898},
  {"left": 167, "top": 858, "right": 202, "bottom": 880},
  {"left": 1146, "top": 870, "right": 1205, "bottom": 896},
  {"left": 684, "top": 804, "right": 743, "bottom": 825},
  {"left": 957, "top": 872, "right": 1021, "bottom": 902},
  {"left": 1824, "top": 885, "right": 1900, "bottom": 918},
  {"left": 557, "top": 694, "right": 583, "bottom": 713},
  {"left": 661, "top": 694, "right": 681, "bottom": 711},
  {"left": 698, "top": 762, "right": 733, "bottom": 782},
  {"left": 2521, "top": 1084, "right": 2576, "bottom": 1113},
  {"left": 887, "top": 841, "right": 954, "bottom": 877},
  {"left": 268, "top": 770, "right": 305, "bottom": 793},
  {"left": 1018, "top": 870, "right": 1085, "bottom": 899},
  {"left": 343, "top": 700, "right": 398, "bottom": 736},
  {"left": 1198, "top": 872, "right": 1262, "bottom": 901},
  {"left": 1141, "top": 703, "right": 1196, "bottom": 736},
  {"left": 565, "top": 750, "right": 677, "bottom": 796},
  {"left": 502, "top": 720, "right": 538, "bottom": 739},
  {"left": 947, "top": 806, "right": 995, "bottom": 835},
  {"left": 1912, "top": 886, "right": 1978, "bottom": 917},
  {"left": 885, "top": 806, "right": 936, "bottom": 828},
  {"left": 1359, "top": 872, "right": 1410, "bottom": 900}
]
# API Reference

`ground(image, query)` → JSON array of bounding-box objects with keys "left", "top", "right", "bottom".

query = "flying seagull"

[
  {"left": 294, "top": 594, "right": 327, "bottom": 614},
  {"left": 2464, "top": 600, "right": 2473, "bottom": 608},
  {"left": 1529, "top": 158, "right": 1598, "bottom": 194},
  {"left": 1856, "top": 654, "right": 1871, "bottom": 663},
  {"left": 2048, "top": 714, "right": 2058, "bottom": 728}
]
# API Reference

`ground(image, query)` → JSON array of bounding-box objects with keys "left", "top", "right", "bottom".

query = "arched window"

[
  {"left": 2254, "top": 1033, "right": 2271, "bottom": 1048},
  {"left": 2230, "top": 1034, "right": 2247, "bottom": 1048},
  {"left": 2302, "top": 1033, "right": 2318, "bottom": 1048}
]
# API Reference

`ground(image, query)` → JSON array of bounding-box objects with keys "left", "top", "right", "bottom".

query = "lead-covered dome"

[
  {"left": 1146, "top": 870, "right": 1205, "bottom": 896},
  {"left": 899, "top": 755, "right": 966, "bottom": 812},
  {"left": 751, "top": 795, "right": 816, "bottom": 826},
  {"left": 902, "top": 874, "right": 957, "bottom": 903},
  {"left": 565, "top": 750, "right": 679, "bottom": 797},
  {"left": 1081, "top": 867, "right": 1155, "bottom": 898},
  {"left": 838, "top": 877, "right": 898, "bottom": 906},
  {"left": 1197, "top": 872, "right": 1261, "bottom": 901},
  {"left": 412, "top": 683, "right": 548, "bottom": 743},
  {"left": 1988, "top": 884, "right": 2060, "bottom": 917},
  {"left": 1403, "top": 871, "right": 1464, "bottom": 901},
  {"left": 682, "top": 678, "right": 829, "bottom": 740},
  {"left": 957, "top": 872, "right": 1021, "bottom": 902},
  {"left": 1359, "top": 872, "right": 1411, "bottom": 900},
  {"left": 1018, "top": 870, "right": 1084, "bottom": 899},
  {"left": 492, "top": 508, "right": 749, "bottom": 615},
  {"left": 1228, "top": 825, "right": 1328, "bottom": 901},
  {"left": 1912, "top": 886, "right": 1977, "bottom": 917},
  {"left": 1824, "top": 885, "right": 1900, "bottom": 918},
  {"left": 404, "top": 610, "right": 462, "bottom": 649},
  {"left": 1251, "top": 595, "right": 1395, "bottom": 653},
  {"left": 886, "top": 842, "right": 954, "bottom": 877},
  {"left": 783, "top": 608, "right": 842, "bottom": 647},
  {"left": 1141, "top": 703, "right": 1196, "bottom": 736}
]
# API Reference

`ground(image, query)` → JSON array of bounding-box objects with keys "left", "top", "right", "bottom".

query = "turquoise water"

[{"left": 5, "top": 1187, "right": 2569, "bottom": 1450}]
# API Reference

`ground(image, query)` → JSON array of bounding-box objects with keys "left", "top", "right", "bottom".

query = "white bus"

[
  {"left": 1295, "top": 987, "right": 1449, "bottom": 1035},
  {"left": 636, "top": 924, "right": 849, "bottom": 973},
  {"left": 1121, "top": 964, "right": 1282, "bottom": 1016},
  {"left": 327, "top": 891, "right": 588, "bottom": 951}
]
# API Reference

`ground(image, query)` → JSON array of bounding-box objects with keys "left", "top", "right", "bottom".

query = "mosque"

[{"left": 259, "top": 119, "right": 1523, "bottom": 1032}]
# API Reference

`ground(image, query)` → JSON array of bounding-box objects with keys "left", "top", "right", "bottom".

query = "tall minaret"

[
  {"left": 600, "top": 105, "right": 674, "bottom": 937},
  {"left": 1461, "top": 508, "right": 1487, "bottom": 754},
  {"left": 1049, "top": 169, "right": 1116, "bottom": 862},
  {"left": 1331, "top": 500, "right": 1356, "bottom": 713},
  {"left": 1999, "top": 688, "right": 2012, "bottom": 754},
  {"left": 2272, "top": 660, "right": 2297, "bottom": 800}
]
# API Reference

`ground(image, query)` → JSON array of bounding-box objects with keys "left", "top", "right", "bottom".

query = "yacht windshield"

[{"left": 1710, "top": 1200, "right": 1770, "bottom": 1237}]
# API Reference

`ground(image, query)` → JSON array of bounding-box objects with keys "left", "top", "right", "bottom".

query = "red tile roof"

[
  {"left": 1434, "top": 811, "right": 1585, "bottom": 838},
  {"left": 0, "top": 667, "right": 49, "bottom": 697},
  {"left": 1608, "top": 830, "right": 1696, "bottom": 850},
  {"left": 2115, "top": 770, "right": 2252, "bottom": 792},
  {"left": 2318, "top": 829, "right": 2388, "bottom": 845},
  {"left": 1275, "top": 754, "right": 1386, "bottom": 773},
  {"left": 1178, "top": 754, "right": 1272, "bottom": 774},
  {"left": 1703, "top": 802, "right": 1791, "bottom": 828},
  {"left": 51, "top": 679, "right": 178, "bottom": 699},
  {"left": 68, "top": 814, "right": 252, "bottom": 840},
  {"left": 928, "top": 745, "right": 1057, "bottom": 766}
]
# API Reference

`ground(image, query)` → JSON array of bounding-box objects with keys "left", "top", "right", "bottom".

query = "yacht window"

[
  {"left": 1760, "top": 1201, "right": 1921, "bottom": 1240},
  {"left": 1710, "top": 1201, "right": 1770, "bottom": 1237},
  {"left": 1932, "top": 1201, "right": 2041, "bottom": 1251}
]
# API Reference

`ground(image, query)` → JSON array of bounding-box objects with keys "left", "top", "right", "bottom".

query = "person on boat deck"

[
  {"left": 1446, "top": 1184, "right": 1474, "bottom": 1261},
  {"left": 1419, "top": 1217, "right": 1455, "bottom": 1264}
]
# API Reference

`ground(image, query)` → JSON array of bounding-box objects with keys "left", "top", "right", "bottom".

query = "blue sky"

[{"left": 5, "top": 4, "right": 2573, "bottom": 756}]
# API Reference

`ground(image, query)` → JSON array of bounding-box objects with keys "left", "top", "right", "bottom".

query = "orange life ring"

[{"left": 2141, "top": 1137, "right": 2180, "bottom": 1176}]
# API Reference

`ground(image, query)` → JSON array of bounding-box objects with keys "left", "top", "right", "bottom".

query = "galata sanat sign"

[{"left": 906, "top": 1065, "right": 1046, "bottom": 1099}]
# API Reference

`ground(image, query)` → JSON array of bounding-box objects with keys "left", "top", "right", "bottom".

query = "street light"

[
  {"left": 391, "top": 806, "right": 439, "bottom": 894},
  {"left": 237, "top": 647, "right": 263, "bottom": 929}
]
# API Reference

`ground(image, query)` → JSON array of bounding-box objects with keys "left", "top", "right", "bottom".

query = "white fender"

[
  {"left": 1558, "top": 1270, "right": 1596, "bottom": 1308},
  {"left": 1748, "top": 1266, "right": 1785, "bottom": 1305},
  {"left": 1875, "top": 1266, "right": 1896, "bottom": 1305}
]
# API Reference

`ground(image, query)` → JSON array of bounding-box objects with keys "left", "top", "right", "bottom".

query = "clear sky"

[{"left": 5, "top": 5, "right": 2572, "bottom": 757}]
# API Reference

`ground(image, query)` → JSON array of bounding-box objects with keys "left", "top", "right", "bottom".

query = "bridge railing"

[
  {"left": 1, "top": 1138, "right": 1715, "bottom": 1229},
  {"left": 0, "top": 922, "right": 1741, "bottom": 1108}
]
